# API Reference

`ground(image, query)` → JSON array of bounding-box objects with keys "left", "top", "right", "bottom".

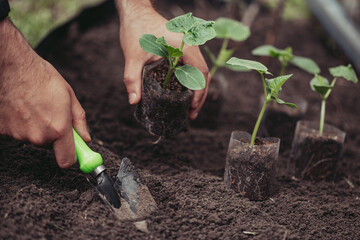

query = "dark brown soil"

[
  {"left": 135, "top": 59, "right": 193, "bottom": 137},
  {"left": 289, "top": 121, "right": 345, "bottom": 181},
  {"left": 1, "top": 1, "right": 360, "bottom": 239},
  {"left": 224, "top": 131, "right": 279, "bottom": 200}
]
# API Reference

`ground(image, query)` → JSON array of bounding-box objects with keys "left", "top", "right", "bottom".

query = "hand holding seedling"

[
  {"left": 226, "top": 57, "right": 296, "bottom": 146},
  {"left": 0, "top": 18, "right": 91, "bottom": 168},
  {"left": 310, "top": 64, "right": 358, "bottom": 135},
  {"left": 115, "top": 0, "right": 212, "bottom": 119}
]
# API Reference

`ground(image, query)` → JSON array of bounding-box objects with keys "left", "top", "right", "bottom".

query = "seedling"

[
  {"left": 226, "top": 57, "right": 297, "bottom": 146},
  {"left": 204, "top": 17, "right": 250, "bottom": 76},
  {"left": 139, "top": 13, "right": 216, "bottom": 90},
  {"left": 252, "top": 45, "right": 320, "bottom": 75},
  {"left": 310, "top": 64, "right": 358, "bottom": 136}
]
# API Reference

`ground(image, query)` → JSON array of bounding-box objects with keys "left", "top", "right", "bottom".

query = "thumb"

[
  {"left": 123, "top": 58, "right": 144, "bottom": 105},
  {"left": 69, "top": 88, "right": 91, "bottom": 142}
]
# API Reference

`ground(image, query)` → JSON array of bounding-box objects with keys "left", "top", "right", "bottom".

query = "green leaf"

[
  {"left": 226, "top": 57, "right": 271, "bottom": 74},
  {"left": 155, "top": 37, "right": 183, "bottom": 58},
  {"left": 217, "top": 49, "right": 234, "bottom": 67},
  {"left": 224, "top": 63, "right": 251, "bottom": 72},
  {"left": 310, "top": 74, "right": 332, "bottom": 97},
  {"left": 275, "top": 98, "right": 297, "bottom": 108},
  {"left": 270, "top": 47, "right": 292, "bottom": 59},
  {"left": 266, "top": 74, "right": 293, "bottom": 96},
  {"left": 203, "top": 46, "right": 216, "bottom": 64},
  {"left": 290, "top": 56, "right": 320, "bottom": 74},
  {"left": 174, "top": 65, "right": 206, "bottom": 90},
  {"left": 329, "top": 64, "right": 358, "bottom": 83},
  {"left": 139, "top": 34, "right": 168, "bottom": 59},
  {"left": 252, "top": 45, "right": 278, "bottom": 56},
  {"left": 166, "top": 13, "right": 216, "bottom": 46},
  {"left": 213, "top": 17, "right": 250, "bottom": 41}
]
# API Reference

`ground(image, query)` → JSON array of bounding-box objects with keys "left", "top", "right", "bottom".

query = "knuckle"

[
  {"left": 75, "top": 109, "right": 86, "bottom": 122},
  {"left": 29, "top": 134, "right": 47, "bottom": 146},
  {"left": 123, "top": 77, "right": 135, "bottom": 86},
  {"left": 51, "top": 123, "right": 67, "bottom": 139}
]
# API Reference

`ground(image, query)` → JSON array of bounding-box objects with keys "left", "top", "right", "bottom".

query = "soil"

[
  {"left": 224, "top": 131, "right": 279, "bottom": 200},
  {"left": 289, "top": 121, "right": 346, "bottom": 181},
  {"left": 134, "top": 59, "right": 193, "bottom": 137},
  {"left": 1, "top": 0, "right": 360, "bottom": 239}
]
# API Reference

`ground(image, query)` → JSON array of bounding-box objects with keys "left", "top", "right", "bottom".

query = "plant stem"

[
  {"left": 250, "top": 98, "right": 269, "bottom": 146},
  {"left": 280, "top": 63, "right": 286, "bottom": 75},
  {"left": 319, "top": 98, "right": 326, "bottom": 136},
  {"left": 210, "top": 65, "right": 218, "bottom": 77},
  {"left": 163, "top": 40, "right": 185, "bottom": 89},
  {"left": 260, "top": 72, "right": 267, "bottom": 98},
  {"left": 210, "top": 38, "right": 229, "bottom": 77}
]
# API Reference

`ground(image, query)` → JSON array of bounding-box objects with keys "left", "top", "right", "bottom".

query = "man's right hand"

[{"left": 0, "top": 18, "right": 91, "bottom": 168}]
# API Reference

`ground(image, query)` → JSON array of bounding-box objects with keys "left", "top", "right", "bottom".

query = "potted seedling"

[
  {"left": 223, "top": 57, "right": 297, "bottom": 200},
  {"left": 252, "top": 45, "right": 320, "bottom": 151},
  {"left": 135, "top": 13, "right": 216, "bottom": 137},
  {"left": 289, "top": 64, "right": 358, "bottom": 181},
  {"left": 192, "top": 17, "right": 250, "bottom": 129}
]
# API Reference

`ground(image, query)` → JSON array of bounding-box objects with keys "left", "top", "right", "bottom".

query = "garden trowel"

[{"left": 73, "top": 129, "right": 121, "bottom": 209}]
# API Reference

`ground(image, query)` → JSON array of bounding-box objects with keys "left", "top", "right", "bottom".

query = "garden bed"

[{"left": 1, "top": 0, "right": 359, "bottom": 239}]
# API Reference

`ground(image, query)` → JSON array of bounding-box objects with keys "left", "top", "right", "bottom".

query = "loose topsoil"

[{"left": 1, "top": 1, "right": 360, "bottom": 239}]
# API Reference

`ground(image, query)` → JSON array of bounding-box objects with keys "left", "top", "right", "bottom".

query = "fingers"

[
  {"left": 52, "top": 123, "right": 76, "bottom": 169},
  {"left": 190, "top": 72, "right": 211, "bottom": 120},
  {"left": 69, "top": 88, "right": 91, "bottom": 142},
  {"left": 123, "top": 58, "right": 144, "bottom": 105},
  {"left": 182, "top": 46, "right": 211, "bottom": 120}
]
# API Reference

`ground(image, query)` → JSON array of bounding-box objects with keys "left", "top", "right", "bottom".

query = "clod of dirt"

[{"left": 134, "top": 59, "right": 193, "bottom": 137}]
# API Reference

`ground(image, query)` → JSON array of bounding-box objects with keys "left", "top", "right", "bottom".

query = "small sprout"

[
  {"left": 252, "top": 45, "right": 320, "bottom": 75},
  {"left": 310, "top": 64, "right": 358, "bottom": 136},
  {"left": 204, "top": 17, "right": 250, "bottom": 76},
  {"left": 226, "top": 57, "right": 296, "bottom": 146},
  {"left": 139, "top": 13, "right": 216, "bottom": 90}
]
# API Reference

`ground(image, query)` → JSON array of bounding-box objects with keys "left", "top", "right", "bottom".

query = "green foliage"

[
  {"left": 310, "top": 64, "right": 358, "bottom": 136},
  {"left": 166, "top": 13, "right": 216, "bottom": 46},
  {"left": 9, "top": 0, "right": 102, "bottom": 46},
  {"left": 310, "top": 74, "right": 332, "bottom": 99},
  {"left": 226, "top": 57, "right": 271, "bottom": 74},
  {"left": 139, "top": 34, "right": 168, "bottom": 59},
  {"left": 252, "top": 45, "right": 320, "bottom": 75},
  {"left": 329, "top": 64, "right": 358, "bottom": 83},
  {"left": 225, "top": 57, "right": 296, "bottom": 146},
  {"left": 174, "top": 65, "right": 206, "bottom": 90},
  {"left": 206, "top": 17, "right": 251, "bottom": 76},
  {"left": 213, "top": 17, "right": 250, "bottom": 41},
  {"left": 140, "top": 13, "right": 215, "bottom": 90}
]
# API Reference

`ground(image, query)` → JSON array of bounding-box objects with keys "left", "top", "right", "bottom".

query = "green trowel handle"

[{"left": 73, "top": 128, "right": 103, "bottom": 174}]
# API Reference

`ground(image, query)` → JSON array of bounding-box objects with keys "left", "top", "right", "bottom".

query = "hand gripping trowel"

[{"left": 73, "top": 128, "right": 121, "bottom": 209}]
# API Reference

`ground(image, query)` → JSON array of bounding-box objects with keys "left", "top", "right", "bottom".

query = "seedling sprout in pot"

[
  {"left": 252, "top": 45, "right": 320, "bottom": 152},
  {"left": 289, "top": 64, "right": 358, "bottom": 181},
  {"left": 192, "top": 18, "right": 250, "bottom": 129},
  {"left": 135, "top": 13, "right": 216, "bottom": 137},
  {"left": 223, "top": 57, "right": 297, "bottom": 200}
]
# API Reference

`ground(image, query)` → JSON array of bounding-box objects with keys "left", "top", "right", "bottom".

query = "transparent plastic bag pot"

[
  {"left": 134, "top": 60, "right": 193, "bottom": 137},
  {"left": 224, "top": 131, "right": 280, "bottom": 200},
  {"left": 289, "top": 120, "right": 346, "bottom": 181}
]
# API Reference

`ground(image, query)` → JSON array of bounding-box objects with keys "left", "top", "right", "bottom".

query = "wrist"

[{"left": 115, "top": 0, "right": 155, "bottom": 22}]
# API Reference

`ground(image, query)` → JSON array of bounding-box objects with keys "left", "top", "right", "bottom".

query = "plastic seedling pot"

[
  {"left": 191, "top": 72, "right": 228, "bottom": 129},
  {"left": 289, "top": 120, "right": 345, "bottom": 181},
  {"left": 262, "top": 95, "right": 308, "bottom": 153},
  {"left": 224, "top": 131, "right": 280, "bottom": 201},
  {"left": 134, "top": 59, "right": 193, "bottom": 137}
]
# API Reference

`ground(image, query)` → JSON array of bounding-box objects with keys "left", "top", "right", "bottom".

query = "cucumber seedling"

[
  {"left": 139, "top": 13, "right": 216, "bottom": 90},
  {"left": 226, "top": 57, "right": 297, "bottom": 146},
  {"left": 204, "top": 17, "right": 250, "bottom": 76},
  {"left": 252, "top": 45, "right": 320, "bottom": 75},
  {"left": 310, "top": 64, "right": 358, "bottom": 136}
]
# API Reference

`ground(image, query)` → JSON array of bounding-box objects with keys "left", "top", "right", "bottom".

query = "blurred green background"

[{"left": 9, "top": 0, "right": 103, "bottom": 46}]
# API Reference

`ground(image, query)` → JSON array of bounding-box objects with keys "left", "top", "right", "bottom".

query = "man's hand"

[
  {"left": 115, "top": 0, "right": 211, "bottom": 120},
  {"left": 0, "top": 18, "right": 91, "bottom": 168}
]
